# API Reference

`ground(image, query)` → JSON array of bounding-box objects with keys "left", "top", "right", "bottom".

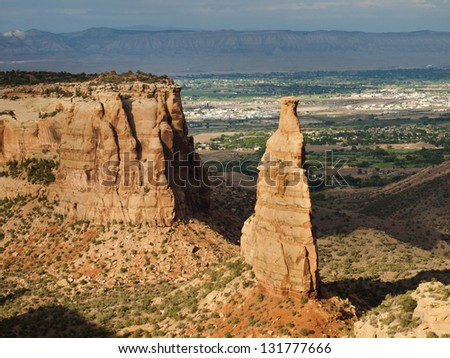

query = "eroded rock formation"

[
  {"left": 0, "top": 79, "right": 209, "bottom": 226},
  {"left": 51, "top": 82, "right": 209, "bottom": 225},
  {"left": 354, "top": 281, "right": 450, "bottom": 338},
  {"left": 241, "top": 96, "right": 319, "bottom": 296},
  {"left": 0, "top": 110, "right": 62, "bottom": 164}
]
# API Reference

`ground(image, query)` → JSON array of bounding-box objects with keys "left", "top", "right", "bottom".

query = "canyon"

[
  {"left": 1, "top": 78, "right": 318, "bottom": 297},
  {"left": 1, "top": 72, "right": 449, "bottom": 338}
]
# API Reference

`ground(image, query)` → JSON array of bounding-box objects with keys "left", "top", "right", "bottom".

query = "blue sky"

[{"left": 1, "top": 0, "right": 450, "bottom": 33}]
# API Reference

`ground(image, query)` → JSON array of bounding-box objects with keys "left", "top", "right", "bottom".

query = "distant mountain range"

[{"left": 1, "top": 28, "right": 450, "bottom": 74}]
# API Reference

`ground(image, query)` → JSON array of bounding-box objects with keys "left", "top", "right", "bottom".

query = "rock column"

[{"left": 241, "top": 96, "right": 319, "bottom": 296}]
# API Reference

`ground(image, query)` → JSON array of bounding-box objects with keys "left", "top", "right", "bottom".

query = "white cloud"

[{"left": 2, "top": 29, "right": 26, "bottom": 38}]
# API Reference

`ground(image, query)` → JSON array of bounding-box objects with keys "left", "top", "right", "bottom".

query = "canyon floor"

[{"left": 1, "top": 158, "right": 449, "bottom": 337}]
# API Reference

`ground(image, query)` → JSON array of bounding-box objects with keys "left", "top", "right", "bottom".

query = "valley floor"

[{"left": 1, "top": 160, "right": 449, "bottom": 337}]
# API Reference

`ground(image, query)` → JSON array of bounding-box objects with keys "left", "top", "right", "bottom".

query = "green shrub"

[
  {"left": 398, "top": 294, "right": 417, "bottom": 312},
  {"left": 300, "top": 328, "right": 310, "bottom": 336},
  {"left": 5, "top": 158, "right": 58, "bottom": 185}
]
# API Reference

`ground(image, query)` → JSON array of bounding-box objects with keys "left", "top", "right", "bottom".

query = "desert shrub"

[
  {"left": 4, "top": 158, "right": 58, "bottom": 185},
  {"left": 300, "top": 327, "right": 311, "bottom": 336},
  {"left": 398, "top": 294, "right": 417, "bottom": 312},
  {"left": 0, "top": 71, "right": 96, "bottom": 85},
  {"left": 39, "top": 109, "right": 60, "bottom": 118},
  {"left": 44, "top": 86, "right": 73, "bottom": 98}
]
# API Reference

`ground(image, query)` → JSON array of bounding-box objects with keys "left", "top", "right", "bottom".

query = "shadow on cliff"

[
  {"left": 323, "top": 269, "right": 450, "bottom": 315},
  {"left": 192, "top": 183, "right": 257, "bottom": 246},
  {"left": 121, "top": 98, "right": 142, "bottom": 159},
  {"left": 0, "top": 305, "right": 113, "bottom": 337},
  {"left": 194, "top": 210, "right": 243, "bottom": 246},
  {"left": 312, "top": 206, "right": 448, "bottom": 250}
]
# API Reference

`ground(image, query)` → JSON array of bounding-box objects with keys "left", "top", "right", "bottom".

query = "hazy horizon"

[
  {"left": 4, "top": 27, "right": 450, "bottom": 35},
  {"left": 1, "top": 0, "right": 450, "bottom": 34}
]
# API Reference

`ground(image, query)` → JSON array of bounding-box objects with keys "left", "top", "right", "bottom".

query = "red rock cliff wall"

[{"left": 49, "top": 82, "right": 209, "bottom": 226}]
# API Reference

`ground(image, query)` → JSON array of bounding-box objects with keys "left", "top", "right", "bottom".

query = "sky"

[{"left": 1, "top": 0, "right": 450, "bottom": 33}]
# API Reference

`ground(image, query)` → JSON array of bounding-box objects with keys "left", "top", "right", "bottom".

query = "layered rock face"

[
  {"left": 241, "top": 97, "right": 319, "bottom": 296},
  {"left": 50, "top": 82, "right": 208, "bottom": 226},
  {"left": 0, "top": 79, "right": 209, "bottom": 226},
  {"left": 354, "top": 281, "right": 450, "bottom": 338},
  {"left": 0, "top": 107, "right": 63, "bottom": 164}
]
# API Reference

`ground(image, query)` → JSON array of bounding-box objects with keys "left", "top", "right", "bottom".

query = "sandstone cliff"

[
  {"left": 0, "top": 78, "right": 209, "bottom": 226},
  {"left": 0, "top": 106, "right": 63, "bottom": 163},
  {"left": 354, "top": 281, "right": 450, "bottom": 338},
  {"left": 241, "top": 97, "right": 319, "bottom": 296}
]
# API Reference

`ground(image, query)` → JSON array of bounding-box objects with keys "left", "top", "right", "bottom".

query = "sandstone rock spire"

[{"left": 241, "top": 96, "right": 319, "bottom": 296}]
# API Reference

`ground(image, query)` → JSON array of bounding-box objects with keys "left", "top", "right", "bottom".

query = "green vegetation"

[
  {"left": 209, "top": 125, "right": 449, "bottom": 149},
  {"left": 95, "top": 71, "right": 170, "bottom": 85},
  {"left": 305, "top": 124, "right": 450, "bottom": 148},
  {"left": 397, "top": 294, "right": 418, "bottom": 312},
  {"left": 0, "top": 258, "right": 251, "bottom": 337},
  {"left": 300, "top": 327, "right": 312, "bottom": 336},
  {"left": 0, "top": 70, "right": 170, "bottom": 87},
  {"left": 256, "top": 293, "right": 265, "bottom": 302},
  {"left": 202, "top": 132, "right": 449, "bottom": 189},
  {"left": 208, "top": 131, "right": 269, "bottom": 151},
  {"left": 206, "top": 155, "right": 261, "bottom": 177},
  {"left": 39, "top": 108, "right": 61, "bottom": 118},
  {"left": 178, "top": 68, "right": 450, "bottom": 99},
  {"left": 0, "top": 194, "right": 35, "bottom": 227},
  {"left": 311, "top": 146, "right": 450, "bottom": 170},
  {"left": 356, "top": 284, "right": 450, "bottom": 338},
  {"left": 0, "top": 71, "right": 95, "bottom": 86},
  {"left": 200, "top": 115, "right": 450, "bottom": 192},
  {"left": 43, "top": 86, "right": 73, "bottom": 98},
  {"left": 0, "top": 159, "right": 59, "bottom": 185},
  {"left": 361, "top": 173, "right": 449, "bottom": 218}
]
